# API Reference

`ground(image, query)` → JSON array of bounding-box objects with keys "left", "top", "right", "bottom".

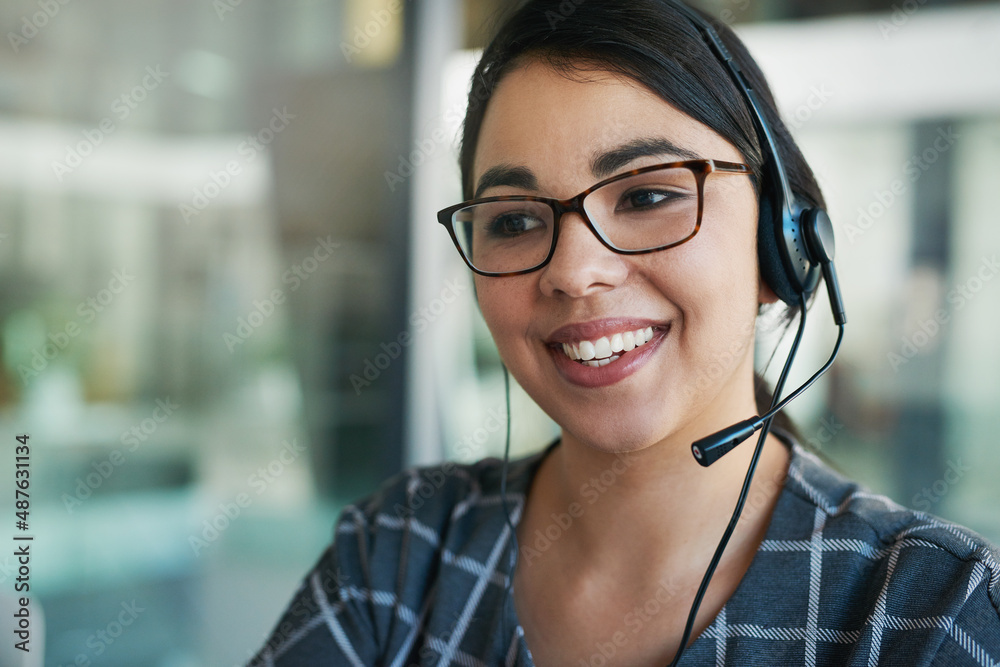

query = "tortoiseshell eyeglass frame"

[{"left": 436, "top": 159, "right": 753, "bottom": 277}]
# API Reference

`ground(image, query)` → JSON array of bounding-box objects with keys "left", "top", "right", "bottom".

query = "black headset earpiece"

[
  {"left": 802, "top": 207, "right": 847, "bottom": 324},
  {"left": 758, "top": 194, "right": 822, "bottom": 305},
  {"left": 765, "top": 196, "right": 845, "bottom": 324}
]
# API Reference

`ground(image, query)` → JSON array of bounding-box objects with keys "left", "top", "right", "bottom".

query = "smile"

[{"left": 560, "top": 327, "right": 655, "bottom": 367}]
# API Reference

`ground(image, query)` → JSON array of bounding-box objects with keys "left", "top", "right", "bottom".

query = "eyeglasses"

[{"left": 437, "top": 159, "right": 753, "bottom": 277}]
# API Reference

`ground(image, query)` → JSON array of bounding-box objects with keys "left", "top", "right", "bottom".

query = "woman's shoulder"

[
  {"left": 329, "top": 443, "right": 553, "bottom": 588},
  {"left": 784, "top": 442, "right": 1000, "bottom": 578},
  {"left": 250, "top": 446, "right": 551, "bottom": 666},
  {"left": 763, "top": 441, "right": 1000, "bottom": 663},
  {"left": 341, "top": 444, "right": 548, "bottom": 536}
]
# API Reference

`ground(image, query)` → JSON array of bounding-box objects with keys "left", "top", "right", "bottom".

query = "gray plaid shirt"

[{"left": 251, "top": 438, "right": 1000, "bottom": 666}]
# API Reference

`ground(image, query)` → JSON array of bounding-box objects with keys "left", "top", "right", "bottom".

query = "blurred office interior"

[{"left": 0, "top": 0, "right": 997, "bottom": 664}]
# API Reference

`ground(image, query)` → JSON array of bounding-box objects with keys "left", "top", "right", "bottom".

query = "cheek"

[
  {"left": 650, "top": 196, "right": 761, "bottom": 364},
  {"left": 474, "top": 277, "right": 533, "bottom": 354},
  {"left": 684, "top": 187, "right": 762, "bottom": 296},
  {"left": 657, "top": 217, "right": 760, "bottom": 309}
]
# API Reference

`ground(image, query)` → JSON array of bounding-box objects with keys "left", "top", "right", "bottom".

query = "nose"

[{"left": 537, "top": 211, "right": 629, "bottom": 298}]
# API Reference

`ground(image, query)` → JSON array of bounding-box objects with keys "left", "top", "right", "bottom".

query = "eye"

[
  {"left": 617, "top": 187, "right": 686, "bottom": 211},
  {"left": 486, "top": 210, "right": 546, "bottom": 237}
]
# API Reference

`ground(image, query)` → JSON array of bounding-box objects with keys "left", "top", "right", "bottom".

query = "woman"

[{"left": 252, "top": 1, "right": 1000, "bottom": 664}]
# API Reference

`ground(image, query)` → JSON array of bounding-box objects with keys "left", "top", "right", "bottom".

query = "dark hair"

[
  {"left": 459, "top": 0, "right": 825, "bottom": 209},
  {"left": 458, "top": 0, "right": 823, "bottom": 432}
]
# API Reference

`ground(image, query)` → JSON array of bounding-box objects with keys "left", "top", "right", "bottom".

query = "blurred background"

[{"left": 0, "top": 0, "right": 997, "bottom": 664}]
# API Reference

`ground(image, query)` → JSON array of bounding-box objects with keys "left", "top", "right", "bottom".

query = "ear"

[{"left": 758, "top": 277, "right": 780, "bottom": 306}]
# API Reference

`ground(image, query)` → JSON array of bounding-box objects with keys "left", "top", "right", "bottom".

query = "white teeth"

[
  {"left": 562, "top": 343, "right": 583, "bottom": 360},
  {"left": 582, "top": 355, "right": 620, "bottom": 368},
  {"left": 558, "top": 326, "right": 658, "bottom": 364}
]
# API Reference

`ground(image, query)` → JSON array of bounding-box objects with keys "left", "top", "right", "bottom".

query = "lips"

[
  {"left": 559, "top": 326, "right": 655, "bottom": 367},
  {"left": 546, "top": 319, "right": 667, "bottom": 386}
]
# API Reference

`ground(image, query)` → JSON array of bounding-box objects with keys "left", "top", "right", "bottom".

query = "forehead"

[{"left": 472, "top": 60, "right": 743, "bottom": 192}]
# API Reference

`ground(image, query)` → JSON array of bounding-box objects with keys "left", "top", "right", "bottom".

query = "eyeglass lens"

[{"left": 450, "top": 166, "right": 699, "bottom": 274}]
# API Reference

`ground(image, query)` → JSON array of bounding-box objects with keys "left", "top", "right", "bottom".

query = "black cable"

[
  {"left": 498, "top": 365, "right": 519, "bottom": 651},
  {"left": 666, "top": 295, "right": 809, "bottom": 666},
  {"left": 756, "top": 324, "right": 844, "bottom": 423},
  {"left": 691, "top": 322, "right": 846, "bottom": 465}
]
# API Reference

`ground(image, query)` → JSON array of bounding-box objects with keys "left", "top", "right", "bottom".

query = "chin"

[{"left": 554, "top": 404, "right": 684, "bottom": 455}]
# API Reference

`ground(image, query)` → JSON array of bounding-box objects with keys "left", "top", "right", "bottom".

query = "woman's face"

[{"left": 472, "top": 60, "right": 772, "bottom": 454}]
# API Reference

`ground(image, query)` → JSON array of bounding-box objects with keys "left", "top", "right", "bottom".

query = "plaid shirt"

[{"left": 250, "top": 438, "right": 1000, "bottom": 666}]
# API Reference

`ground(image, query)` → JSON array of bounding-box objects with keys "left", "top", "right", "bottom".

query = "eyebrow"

[
  {"left": 474, "top": 165, "right": 537, "bottom": 199},
  {"left": 591, "top": 137, "right": 701, "bottom": 180},
  {"left": 473, "top": 137, "right": 701, "bottom": 199}
]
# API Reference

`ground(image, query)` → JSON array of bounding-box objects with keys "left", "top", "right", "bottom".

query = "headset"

[
  {"left": 670, "top": 3, "right": 839, "bottom": 308},
  {"left": 497, "top": 2, "right": 848, "bottom": 665},
  {"left": 673, "top": 0, "right": 847, "bottom": 467}
]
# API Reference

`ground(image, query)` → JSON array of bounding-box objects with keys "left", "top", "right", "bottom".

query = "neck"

[{"left": 518, "top": 416, "right": 792, "bottom": 587}]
